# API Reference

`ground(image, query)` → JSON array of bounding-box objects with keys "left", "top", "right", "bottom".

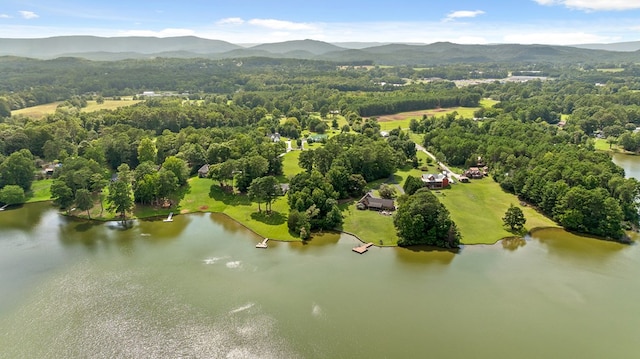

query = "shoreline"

[{"left": 23, "top": 199, "right": 585, "bottom": 247}]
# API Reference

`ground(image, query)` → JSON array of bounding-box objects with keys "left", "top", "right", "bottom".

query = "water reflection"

[
  {"left": 501, "top": 236, "right": 527, "bottom": 251},
  {"left": 394, "top": 245, "right": 457, "bottom": 266},
  {"left": 0, "top": 202, "right": 48, "bottom": 232}
]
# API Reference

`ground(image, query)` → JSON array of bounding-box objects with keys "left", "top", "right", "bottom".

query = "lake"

[{"left": 2, "top": 155, "right": 640, "bottom": 358}]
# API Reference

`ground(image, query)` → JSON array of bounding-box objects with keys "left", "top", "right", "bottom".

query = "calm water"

[{"left": 2, "top": 158, "right": 640, "bottom": 358}]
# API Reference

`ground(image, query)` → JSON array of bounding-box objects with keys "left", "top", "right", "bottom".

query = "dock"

[
  {"left": 256, "top": 238, "right": 269, "bottom": 248},
  {"left": 352, "top": 242, "right": 374, "bottom": 254},
  {"left": 163, "top": 212, "right": 173, "bottom": 222}
]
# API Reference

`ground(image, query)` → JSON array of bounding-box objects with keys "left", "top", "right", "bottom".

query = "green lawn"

[
  {"left": 26, "top": 178, "right": 53, "bottom": 202},
  {"left": 178, "top": 177, "right": 299, "bottom": 241},
  {"left": 341, "top": 202, "right": 398, "bottom": 246},
  {"left": 436, "top": 178, "right": 558, "bottom": 244},
  {"left": 594, "top": 138, "right": 624, "bottom": 152}
]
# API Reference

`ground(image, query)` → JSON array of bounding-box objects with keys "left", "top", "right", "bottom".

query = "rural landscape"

[
  {"left": 4, "top": 1, "right": 640, "bottom": 358},
  {"left": 1, "top": 36, "right": 640, "bottom": 247}
]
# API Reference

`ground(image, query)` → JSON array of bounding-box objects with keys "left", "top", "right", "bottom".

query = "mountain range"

[{"left": 1, "top": 36, "right": 639, "bottom": 65}]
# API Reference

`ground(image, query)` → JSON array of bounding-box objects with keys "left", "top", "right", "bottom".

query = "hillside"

[{"left": 0, "top": 36, "right": 639, "bottom": 65}]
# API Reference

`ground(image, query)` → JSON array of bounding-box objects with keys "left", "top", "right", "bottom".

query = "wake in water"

[
  {"left": 202, "top": 256, "right": 229, "bottom": 265},
  {"left": 229, "top": 302, "right": 255, "bottom": 314}
]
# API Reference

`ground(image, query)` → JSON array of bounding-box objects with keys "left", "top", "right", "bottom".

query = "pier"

[
  {"left": 163, "top": 212, "right": 173, "bottom": 222},
  {"left": 352, "top": 242, "right": 374, "bottom": 254}
]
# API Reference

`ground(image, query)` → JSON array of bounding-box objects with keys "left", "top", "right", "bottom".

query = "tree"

[
  {"left": 0, "top": 185, "right": 25, "bottom": 206},
  {"left": 298, "top": 150, "right": 314, "bottom": 172},
  {"left": 403, "top": 175, "right": 425, "bottom": 196},
  {"left": 248, "top": 176, "right": 281, "bottom": 213},
  {"left": 502, "top": 204, "right": 526, "bottom": 231},
  {"left": 137, "top": 137, "right": 157, "bottom": 164},
  {"left": 394, "top": 188, "right": 460, "bottom": 248},
  {"left": 161, "top": 156, "right": 189, "bottom": 186},
  {"left": 0, "top": 149, "right": 35, "bottom": 191},
  {"left": 50, "top": 180, "right": 74, "bottom": 212},
  {"left": 107, "top": 164, "right": 134, "bottom": 221},
  {"left": 75, "top": 188, "right": 93, "bottom": 219},
  {"left": 378, "top": 184, "right": 397, "bottom": 199}
]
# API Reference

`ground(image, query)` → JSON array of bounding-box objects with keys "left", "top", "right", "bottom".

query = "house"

[
  {"left": 198, "top": 164, "right": 210, "bottom": 178},
  {"left": 421, "top": 174, "right": 449, "bottom": 189},
  {"left": 464, "top": 167, "right": 484, "bottom": 179},
  {"left": 357, "top": 192, "right": 395, "bottom": 211},
  {"left": 269, "top": 132, "right": 281, "bottom": 142},
  {"left": 279, "top": 183, "right": 290, "bottom": 195}
]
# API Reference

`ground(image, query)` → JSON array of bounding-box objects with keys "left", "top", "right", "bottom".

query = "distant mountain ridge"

[{"left": 0, "top": 35, "right": 639, "bottom": 65}]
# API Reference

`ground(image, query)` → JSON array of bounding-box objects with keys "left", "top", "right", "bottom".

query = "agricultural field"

[{"left": 11, "top": 98, "right": 141, "bottom": 118}]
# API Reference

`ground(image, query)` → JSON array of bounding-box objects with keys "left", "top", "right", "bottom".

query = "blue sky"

[{"left": 1, "top": 0, "right": 640, "bottom": 44}]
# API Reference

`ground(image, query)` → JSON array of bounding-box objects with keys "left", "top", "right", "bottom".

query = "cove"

[{"left": 1, "top": 200, "right": 640, "bottom": 358}]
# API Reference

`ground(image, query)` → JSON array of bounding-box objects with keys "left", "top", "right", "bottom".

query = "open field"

[
  {"left": 26, "top": 179, "right": 52, "bottom": 203},
  {"left": 436, "top": 178, "right": 558, "bottom": 244},
  {"left": 12, "top": 99, "right": 141, "bottom": 119}
]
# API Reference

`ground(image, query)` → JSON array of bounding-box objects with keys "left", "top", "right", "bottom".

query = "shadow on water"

[
  {"left": 136, "top": 214, "right": 192, "bottom": 240},
  {"left": 528, "top": 227, "right": 630, "bottom": 263},
  {"left": 0, "top": 202, "right": 48, "bottom": 232},
  {"left": 394, "top": 245, "right": 458, "bottom": 267}
]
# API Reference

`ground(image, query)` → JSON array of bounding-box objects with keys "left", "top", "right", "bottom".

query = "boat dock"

[
  {"left": 352, "top": 242, "right": 374, "bottom": 254},
  {"left": 256, "top": 238, "right": 269, "bottom": 248},
  {"left": 163, "top": 212, "right": 173, "bottom": 222}
]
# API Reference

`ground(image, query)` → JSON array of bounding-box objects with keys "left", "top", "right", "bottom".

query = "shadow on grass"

[
  {"left": 250, "top": 210, "right": 286, "bottom": 225},
  {"left": 209, "top": 185, "right": 251, "bottom": 206}
]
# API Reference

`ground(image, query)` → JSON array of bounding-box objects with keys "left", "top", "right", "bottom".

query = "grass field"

[
  {"left": 26, "top": 179, "right": 52, "bottom": 203},
  {"left": 594, "top": 138, "right": 624, "bottom": 152},
  {"left": 436, "top": 178, "right": 558, "bottom": 244},
  {"left": 177, "top": 176, "right": 299, "bottom": 241},
  {"left": 12, "top": 99, "right": 141, "bottom": 119}
]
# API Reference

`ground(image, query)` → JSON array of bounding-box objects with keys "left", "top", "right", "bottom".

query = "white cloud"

[
  {"left": 247, "top": 18, "right": 315, "bottom": 31},
  {"left": 217, "top": 17, "right": 244, "bottom": 25},
  {"left": 0, "top": 14, "right": 10, "bottom": 19},
  {"left": 444, "top": 10, "right": 485, "bottom": 22},
  {"left": 118, "top": 28, "right": 195, "bottom": 37},
  {"left": 19, "top": 11, "right": 39, "bottom": 19},
  {"left": 533, "top": 0, "right": 640, "bottom": 11}
]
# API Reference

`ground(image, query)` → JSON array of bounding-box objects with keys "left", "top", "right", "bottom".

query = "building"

[
  {"left": 357, "top": 192, "right": 395, "bottom": 211},
  {"left": 421, "top": 174, "right": 449, "bottom": 189},
  {"left": 197, "top": 164, "right": 210, "bottom": 178},
  {"left": 464, "top": 167, "right": 484, "bottom": 179}
]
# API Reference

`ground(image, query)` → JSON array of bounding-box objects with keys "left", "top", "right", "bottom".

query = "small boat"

[{"left": 163, "top": 212, "right": 174, "bottom": 222}]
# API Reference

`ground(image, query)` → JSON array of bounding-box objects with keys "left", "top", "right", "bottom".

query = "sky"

[{"left": 1, "top": 0, "right": 640, "bottom": 45}]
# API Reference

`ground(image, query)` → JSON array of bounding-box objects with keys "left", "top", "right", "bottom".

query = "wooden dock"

[
  {"left": 163, "top": 212, "right": 173, "bottom": 222},
  {"left": 256, "top": 238, "right": 269, "bottom": 248},
  {"left": 352, "top": 242, "right": 374, "bottom": 254}
]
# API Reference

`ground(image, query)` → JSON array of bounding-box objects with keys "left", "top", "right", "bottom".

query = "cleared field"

[
  {"left": 12, "top": 99, "right": 141, "bottom": 119},
  {"left": 436, "top": 178, "right": 558, "bottom": 244}
]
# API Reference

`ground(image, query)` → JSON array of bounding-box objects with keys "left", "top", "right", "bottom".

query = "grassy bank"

[{"left": 436, "top": 178, "right": 558, "bottom": 244}]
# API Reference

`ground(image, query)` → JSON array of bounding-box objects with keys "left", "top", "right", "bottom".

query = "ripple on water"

[{"left": 0, "top": 262, "right": 299, "bottom": 359}]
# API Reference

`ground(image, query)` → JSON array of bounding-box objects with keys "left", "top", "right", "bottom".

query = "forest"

[{"left": 1, "top": 55, "right": 640, "bottom": 244}]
